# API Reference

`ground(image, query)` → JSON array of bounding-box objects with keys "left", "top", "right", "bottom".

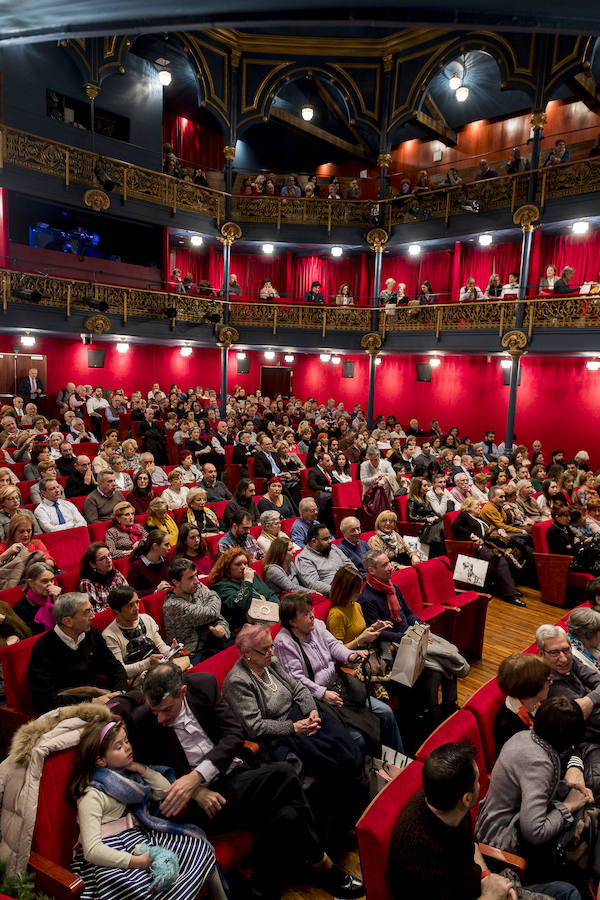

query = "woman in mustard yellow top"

[
  {"left": 326, "top": 566, "right": 390, "bottom": 650},
  {"left": 146, "top": 497, "right": 179, "bottom": 547}
]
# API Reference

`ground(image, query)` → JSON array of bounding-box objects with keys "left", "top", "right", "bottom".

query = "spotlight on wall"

[
  {"left": 190, "top": 235, "right": 203, "bottom": 247},
  {"left": 284, "top": 354, "right": 295, "bottom": 363},
  {"left": 180, "top": 346, "right": 193, "bottom": 357},
  {"left": 236, "top": 352, "right": 247, "bottom": 360},
  {"left": 455, "top": 85, "right": 469, "bottom": 102},
  {"left": 479, "top": 233, "right": 493, "bottom": 246},
  {"left": 586, "top": 360, "right": 600, "bottom": 371},
  {"left": 94, "top": 157, "right": 115, "bottom": 193},
  {"left": 14, "top": 288, "right": 42, "bottom": 303},
  {"left": 408, "top": 243, "right": 421, "bottom": 256},
  {"left": 500, "top": 358, "right": 512, "bottom": 369},
  {"left": 81, "top": 333, "right": 93, "bottom": 346},
  {"left": 20, "top": 335, "right": 36, "bottom": 347},
  {"left": 264, "top": 351, "right": 275, "bottom": 360},
  {"left": 116, "top": 342, "right": 130, "bottom": 353},
  {"left": 158, "top": 67, "right": 172, "bottom": 87},
  {"left": 320, "top": 353, "right": 331, "bottom": 362},
  {"left": 331, "top": 246, "right": 343, "bottom": 257},
  {"left": 375, "top": 357, "right": 382, "bottom": 366},
  {"left": 262, "top": 243, "right": 274, "bottom": 255},
  {"left": 448, "top": 73, "right": 462, "bottom": 91},
  {"left": 572, "top": 220, "right": 589, "bottom": 235},
  {"left": 331, "top": 356, "right": 342, "bottom": 365},
  {"left": 429, "top": 357, "right": 441, "bottom": 367}
]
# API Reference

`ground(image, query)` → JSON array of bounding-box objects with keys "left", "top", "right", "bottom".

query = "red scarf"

[
  {"left": 516, "top": 704, "right": 535, "bottom": 728},
  {"left": 366, "top": 572, "right": 402, "bottom": 622},
  {"left": 117, "top": 523, "right": 144, "bottom": 542}
]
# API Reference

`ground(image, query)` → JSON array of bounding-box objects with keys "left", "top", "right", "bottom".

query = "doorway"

[{"left": 260, "top": 366, "right": 292, "bottom": 397}]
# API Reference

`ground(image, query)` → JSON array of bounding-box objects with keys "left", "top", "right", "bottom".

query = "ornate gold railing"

[
  {"left": 3, "top": 125, "right": 600, "bottom": 234},
  {"left": 3, "top": 266, "right": 598, "bottom": 335}
]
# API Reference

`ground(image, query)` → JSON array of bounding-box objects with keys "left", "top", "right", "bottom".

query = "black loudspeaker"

[
  {"left": 88, "top": 349, "right": 105, "bottom": 368},
  {"left": 237, "top": 358, "right": 251, "bottom": 374},
  {"left": 502, "top": 367, "right": 521, "bottom": 386},
  {"left": 342, "top": 361, "right": 355, "bottom": 378},
  {"left": 416, "top": 363, "right": 432, "bottom": 382}
]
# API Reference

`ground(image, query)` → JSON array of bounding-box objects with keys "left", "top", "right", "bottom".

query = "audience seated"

[
  {"left": 494, "top": 652, "right": 551, "bottom": 751},
  {"left": 326, "top": 565, "right": 389, "bottom": 651},
  {"left": 263, "top": 535, "right": 303, "bottom": 596},
  {"left": 83, "top": 471, "right": 126, "bottom": 523},
  {"left": 126, "top": 468, "right": 156, "bottom": 515},
  {"left": 368, "top": 510, "right": 419, "bottom": 569},
  {"left": 290, "top": 497, "right": 320, "bottom": 548},
  {"left": 180, "top": 487, "right": 223, "bottom": 533},
  {"left": 223, "top": 478, "right": 259, "bottom": 528},
  {"left": 102, "top": 584, "right": 173, "bottom": 687},
  {"left": 34, "top": 476, "right": 87, "bottom": 532},
  {"left": 127, "top": 529, "right": 172, "bottom": 597},
  {"left": 164, "top": 558, "right": 230, "bottom": 664},
  {"left": 0, "top": 514, "right": 53, "bottom": 590},
  {"left": 208, "top": 546, "right": 278, "bottom": 631},
  {"left": 0, "top": 484, "right": 41, "bottom": 540},
  {"left": 78, "top": 541, "right": 128, "bottom": 612},
  {"left": 146, "top": 497, "right": 179, "bottom": 546},
  {"left": 13, "top": 559, "right": 60, "bottom": 634},
  {"left": 105, "top": 501, "right": 147, "bottom": 558},
  {"left": 201, "top": 463, "right": 233, "bottom": 502},
  {"left": 295, "top": 523, "right": 357, "bottom": 597},
  {"left": 337, "top": 515, "right": 371, "bottom": 576},
  {"left": 256, "top": 476, "right": 296, "bottom": 519},
  {"left": 172, "top": 522, "right": 212, "bottom": 575},
  {"left": 217, "top": 510, "right": 263, "bottom": 560}
]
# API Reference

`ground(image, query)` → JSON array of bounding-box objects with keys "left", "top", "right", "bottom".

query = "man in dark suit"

[
  {"left": 307, "top": 451, "right": 336, "bottom": 531},
  {"left": 252, "top": 434, "right": 285, "bottom": 480},
  {"left": 232, "top": 431, "right": 255, "bottom": 476},
  {"left": 131, "top": 664, "right": 363, "bottom": 899},
  {"left": 18, "top": 367, "right": 44, "bottom": 403}
]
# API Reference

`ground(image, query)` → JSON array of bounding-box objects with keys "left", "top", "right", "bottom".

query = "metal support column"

[
  {"left": 367, "top": 229, "right": 388, "bottom": 333},
  {"left": 367, "top": 353, "right": 377, "bottom": 430},
  {"left": 220, "top": 346, "right": 228, "bottom": 419}
]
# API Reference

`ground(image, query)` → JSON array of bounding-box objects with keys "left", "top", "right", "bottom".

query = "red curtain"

[
  {"left": 163, "top": 113, "right": 224, "bottom": 171},
  {"left": 459, "top": 241, "right": 521, "bottom": 293},
  {"left": 290, "top": 256, "right": 370, "bottom": 305},
  {"left": 419, "top": 249, "right": 453, "bottom": 300},
  {"left": 538, "top": 231, "right": 600, "bottom": 289},
  {"left": 381, "top": 257, "right": 421, "bottom": 299},
  {"left": 174, "top": 248, "right": 209, "bottom": 284}
]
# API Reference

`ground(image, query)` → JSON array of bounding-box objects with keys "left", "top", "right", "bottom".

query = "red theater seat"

[
  {"left": 41, "top": 527, "right": 90, "bottom": 572},
  {"left": 141, "top": 589, "right": 168, "bottom": 638},
  {"left": 0, "top": 633, "right": 42, "bottom": 738},
  {"left": 532, "top": 520, "right": 593, "bottom": 607},
  {"left": 208, "top": 500, "right": 228, "bottom": 520},
  {"left": 191, "top": 644, "right": 240, "bottom": 689},
  {"left": 443, "top": 510, "right": 478, "bottom": 569},
  {"left": 416, "top": 708, "right": 490, "bottom": 800},
  {"left": 204, "top": 533, "right": 222, "bottom": 561},
  {"left": 464, "top": 677, "right": 505, "bottom": 770},
  {"left": 394, "top": 494, "right": 422, "bottom": 537},
  {"left": 16, "top": 480, "right": 38, "bottom": 503},
  {"left": 390, "top": 566, "right": 447, "bottom": 637},
  {"left": 88, "top": 520, "right": 112, "bottom": 543},
  {"left": 415, "top": 557, "right": 489, "bottom": 658},
  {"left": 332, "top": 480, "right": 363, "bottom": 533}
]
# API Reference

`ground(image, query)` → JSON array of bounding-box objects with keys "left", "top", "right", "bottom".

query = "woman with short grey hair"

[
  {"left": 256, "top": 509, "right": 283, "bottom": 554},
  {"left": 567, "top": 606, "right": 600, "bottom": 673}
]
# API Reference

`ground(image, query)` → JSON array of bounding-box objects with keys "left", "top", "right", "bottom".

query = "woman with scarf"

[
  {"left": 146, "top": 498, "right": 179, "bottom": 548},
  {"left": 368, "top": 511, "right": 419, "bottom": 570},
  {"left": 493, "top": 653, "right": 552, "bottom": 752},
  {"left": 0, "top": 513, "right": 54, "bottom": 589},
  {"left": 70, "top": 717, "right": 225, "bottom": 900},
  {"left": 13, "top": 560, "right": 61, "bottom": 634},
  {"left": 105, "top": 502, "right": 147, "bottom": 559},
  {"left": 180, "top": 487, "right": 222, "bottom": 534},
  {"left": 78, "top": 542, "right": 128, "bottom": 612}
]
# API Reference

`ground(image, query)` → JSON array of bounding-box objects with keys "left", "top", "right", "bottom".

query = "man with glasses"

[
  {"left": 295, "top": 524, "right": 357, "bottom": 598},
  {"left": 65, "top": 455, "right": 97, "bottom": 498},
  {"left": 537, "top": 624, "right": 600, "bottom": 740}
]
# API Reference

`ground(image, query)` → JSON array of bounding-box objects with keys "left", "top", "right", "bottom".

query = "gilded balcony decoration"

[
  {"left": 542, "top": 156, "right": 600, "bottom": 204},
  {"left": 379, "top": 299, "right": 519, "bottom": 334},
  {"left": 230, "top": 194, "right": 374, "bottom": 232},
  {"left": 501, "top": 330, "right": 528, "bottom": 357},
  {"left": 228, "top": 301, "right": 371, "bottom": 333}
]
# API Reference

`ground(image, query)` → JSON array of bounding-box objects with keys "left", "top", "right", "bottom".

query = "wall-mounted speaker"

[
  {"left": 237, "top": 358, "right": 251, "bottom": 374},
  {"left": 342, "top": 361, "right": 355, "bottom": 378},
  {"left": 502, "top": 367, "right": 521, "bottom": 386},
  {"left": 88, "top": 349, "right": 105, "bottom": 368},
  {"left": 416, "top": 363, "right": 432, "bottom": 382}
]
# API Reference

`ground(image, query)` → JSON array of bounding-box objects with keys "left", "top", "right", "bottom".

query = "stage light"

[
  {"left": 158, "top": 68, "right": 172, "bottom": 86},
  {"left": 190, "top": 235, "right": 203, "bottom": 247},
  {"left": 116, "top": 342, "right": 129, "bottom": 353},
  {"left": 429, "top": 357, "right": 441, "bottom": 367},
  {"left": 586, "top": 360, "right": 600, "bottom": 371},
  {"left": 456, "top": 85, "right": 469, "bottom": 102},
  {"left": 264, "top": 351, "right": 275, "bottom": 360},
  {"left": 331, "top": 356, "right": 342, "bottom": 365},
  {"left": 320, "top": 353, "right": 331, "bottom": 362},
  {"left": 449, "top": 74, "right": 461, "bottom": 91},
  {"left": 500, "top": 359, "right": 512, "bottom": 369},
  {"left": 20, "top": 335, "right": 35, "bottom": 347},
  {"left": 572, "top": 220, "right": 589, "bottom": 235},
  {"left": 479, "top": 233, "right": 493, "bottom": 246},
  {"left": 180, "top": 346, "right": 192, "bottom": 357},
  {"left": 331, "top": 246, "right": 343, "bottom": 257},
  {"left": 375, "top": 357, "right": 382, "bottom": 366},
  {"left": 81, "top": 333, "right": 92, "bottom": 345},
  {"left": 236, "top": 352, "right": 247, "bottom": 360},
  {"left": 408, "top": 244, "right": 421, "bottom": 256},
  {"left": 284, "top": 354, "right": 295, "bottom": 363},
  {"left": 301, "top": 105, "right": 314, "bottom": 121},
  {"left": 262, "top": 243, "right": 274, "bottom": 255}
]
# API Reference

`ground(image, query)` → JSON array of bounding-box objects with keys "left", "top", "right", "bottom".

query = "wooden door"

[
  {"left": 260, "top": 366, "right": 292, "bottom": 398},
  {"left": 15, "top": 354, "right": 47, "bottom": 393},
  {"left": 0, "top": 353, "right": 15, "bottom": 400}
]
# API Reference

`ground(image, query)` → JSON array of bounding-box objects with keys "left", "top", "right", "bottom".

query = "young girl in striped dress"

[{"left": 70, "top": 718, "right": 227, "bottom": 899}]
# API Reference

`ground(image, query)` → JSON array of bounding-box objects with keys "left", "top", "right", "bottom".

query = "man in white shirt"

[
  {"left": 86, "top": 386, "right": 109, "bottom": 439},
  {"left": 138, "top": 452, "right": 169, "bottom": 485},
  {"left": 147, "top": 382, "right": 166, "bottom": 401},
  {"left": 426, "top": 474, "right": 456, "bottom": 516},
  {"left": 34, "top": 477, "right": 87, "bottom": 531},
  {"left": 459, "top": 277, "right": 484, "bottom": 302}
]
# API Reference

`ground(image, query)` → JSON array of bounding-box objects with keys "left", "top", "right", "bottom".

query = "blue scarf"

[{"left": 90, "top": 766, "right": 207, "bottom": 842}]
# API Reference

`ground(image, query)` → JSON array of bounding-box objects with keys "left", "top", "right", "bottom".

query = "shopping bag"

[
  {"left": 390, "top": 622, "right": 430, "bottom": 687},
  {"left": 453, "top": 553, "right": 489, "bottom": 588},
  {"left": 248, "top": 596, "right": 280, "bottom": 624},
  {"left": 401, "top": 534, "right": 430, "bottom": 561},
  {"left": 366, "top": 745, "right": 412, "bottom": 798}
]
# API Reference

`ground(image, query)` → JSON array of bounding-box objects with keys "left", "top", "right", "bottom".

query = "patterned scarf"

[
  {"left": 90, "top": 766, "right": 207, "bottom": 841},
  {"left": 365, "top": 572, "right": 401, "bottom": 622},
  {"left": 376, "top": 529, "right": 400, "bottom": 552}
]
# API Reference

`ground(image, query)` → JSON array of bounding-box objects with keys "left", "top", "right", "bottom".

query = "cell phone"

[{"left": 161, "top": 643, "right": 184, "bottom": 662}]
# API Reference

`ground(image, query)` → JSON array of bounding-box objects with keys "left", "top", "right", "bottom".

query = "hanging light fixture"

[
  {"left": 301, "top": 72, "right": 315, "bottom": 122},
  {"left": 448, "top": 73, "right": 462, "bottom": 91},
  {"left": 455, "top": 85, "right": 469, "bottom": 102},
  {"left": 158, "top": 67, "right": 172, "bottom": 86}
]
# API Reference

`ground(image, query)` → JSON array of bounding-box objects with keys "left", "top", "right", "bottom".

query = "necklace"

[{"left": 249, "top": 665, "right": 278, "bottom": 693}]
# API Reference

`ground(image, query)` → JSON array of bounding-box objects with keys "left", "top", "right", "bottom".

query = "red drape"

[
  {"left": 418, "top": 249, "right": 453, "bottom": 300},
  {"left": 538, "top": 232, "right": 600, "bottom": 288},
  {"left": 459, "top": 241, "right": 521, "bottom": 293},
  {"left": 290, "top": 256, "right": 370, "bottom": 305},
  {"left": 175, "top": 248, "right": 210, "bottom": 284},
  {"left": 163, "top": 113, "right": 224, "bottom": 171}
]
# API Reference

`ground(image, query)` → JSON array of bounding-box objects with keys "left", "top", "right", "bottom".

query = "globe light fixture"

[
  {"left": 158, "top": 68, "right": 172, "bottom": 87},
  {"left": 455, "top": 85, "right": 469, "bottom": 102},
  {"left": 449, "top": 74, "right": 462, "bottom": 91},
  {"left": 301, "top": 105, "right": 314, "bottom": 121}
]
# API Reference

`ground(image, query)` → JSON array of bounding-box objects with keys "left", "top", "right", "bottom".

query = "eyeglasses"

[
  {"left": 95, "top": 554, "right": 112, "bottom": 563},
  {"left": 252, "top": 646, "right": 274, "bottom": 658},
  {"left": 543, "top": 646, "right": 572, "bottom": 658}
]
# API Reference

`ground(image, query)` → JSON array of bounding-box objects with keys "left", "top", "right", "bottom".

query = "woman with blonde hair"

[
  {"left": 0, "top": 467, "right": 18, "bottom": 487},
  {"left": 0, "top": 484, "right": 40, "bottom": 541},
  {"left": 368, "top": 510, "right": 419, "bottom": 570},
  {"left": 146, "top": 497, "right": 179, "bottom": 546},
  {"left": 181, "top": 487, "right": 222, "bottom": 533},
  {"left": 121, "top": 438, "right": 141, "bottom": 470},
  {"left": 105, "top": 502, "right": 147, "bottom": 558},
  {"left": 327, "top": 566, "right": 390, "bottom": 650}
]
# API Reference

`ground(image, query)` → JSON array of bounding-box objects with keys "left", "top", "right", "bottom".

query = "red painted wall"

[{"left": 2, "top": 333, "right": 597, "bottom": 458}]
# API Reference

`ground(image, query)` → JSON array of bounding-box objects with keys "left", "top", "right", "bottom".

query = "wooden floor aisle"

[{"left": 281, "top": 586, "right": 564, "bottom": 900}]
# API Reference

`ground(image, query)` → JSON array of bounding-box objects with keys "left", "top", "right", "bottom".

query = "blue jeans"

[
  {"left": 348, "top": 696, "right": 404, "bottom": 754},
  {"left": 525, "top": 883, "right": 580, "bottom": 900}
]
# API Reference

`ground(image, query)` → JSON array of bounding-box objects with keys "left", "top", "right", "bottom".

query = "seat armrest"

[
  {"left": 479, "top": 843, "right": 526, "bottom": 875},
  {"left": 29, "top": 851, "right": 85, "bottom": 899}
]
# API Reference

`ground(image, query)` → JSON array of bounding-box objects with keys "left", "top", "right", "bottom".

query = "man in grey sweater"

[
  {"left": 295, "top": 523, "right": 357, "bottom": 598},
  {"left": 538, "top": 623, "right": 600, "bottom": 741},
  {"left": 82, "top": 471, "right": 125, "bottom": 523},
  {"left": 163, "top": 558, "right": 230, "bottom": 664}
]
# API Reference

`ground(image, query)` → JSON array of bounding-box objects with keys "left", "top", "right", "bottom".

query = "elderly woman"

[
  {"left": 274, "top": 592, "right": 404, "bottom": 754},
  {"left": 222, "top": 623, "right": 367, "bottom": 827},
  {"left": 171, "top": 522, "right": 211, "bottom": 575},
  {"left": 180, "top": 487, "right": 222, "bottom": 533},
  {"left": 207, "top": 547, "right": 279, "bottom": 631},
  {"left": 263, "top": 536, "right": 303, "bottom": 597},
  {"left": 368, "top": 510, "right": 419, "bottom": 570},
  {"left": 256, "top": 477, "right": 296, "bottom": 519},
  {"left": 13, "top": 560, "right": 61, "bottom": 634},
  {"left": 567, "top": 606, "right": 600, "bottom": 672},
  {"left": 102, "top": 584, "right": 174, "bottom": 688},
  {"left": 146, "top": 497, "right": 179, "bottom": 547},
  {"left": 105, "top": 453, "right": 133, "bottom": 494},
  {"left": 121, "top": 438, "right": 141, "bottom": 471},
  {"left": 126, "top": 468, "right": 157, "bottom": 516},
  {"left": 0, "top": 514, "right": 53, "bottom": 589},
  {"left": 326, "top": 566, "right": 390, "bottom": 651},
  {"left": 24, "top": 445, "right": 51, "bottom": 482},
  {"left": 0, "top": 485, "right": 40, "bottom": 541},
  {"left": 406, "top": 477, "right": 445, "bottom": 557},
  {"left": 576, "top": 470, "right": 598, "bottom": 507},
  {"left": 256, "top": 509, "right": 284, "bottom": 554},
  {"left": 0, "top": 467, "right": 18, "bottom": 487},
  {"left": 470, "top": 473, "right": 489, "bottom": 505},
  {"left": 493, "top": 653, "right": 551, "bottom": 751},
  {"left": 127, "top": 529, "right": 172, "bottom": 596},
  {"left": 162, "top": 469, "right": 190, "bottom": 510},
  {"left": 360, "top": 446, "right": 400, "bottom": 501},
  {"left": 105, "top": 501, "right": 147, "bottom": 558},
  {"left": 47, "top": 432, "right": 65, "bottom": 461},
  {"left": 586, "top": 497, "right": 600, "bottom": 535},
  {"left": 174, "top": 451, "right": 202, "bottom": 484},
  {"left": 78, "top": 541, "right": 128, "bottom": 612},
  {"left": 476, "top": 697, "right": 588, "bottom": 871}
]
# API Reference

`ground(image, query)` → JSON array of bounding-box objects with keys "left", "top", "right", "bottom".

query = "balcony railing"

[
  {"left": 2, "top": 125, "right": 600, "bottom": 233},
  {"left": 3, "top": 266, "right": 600, "bottom": 336}
]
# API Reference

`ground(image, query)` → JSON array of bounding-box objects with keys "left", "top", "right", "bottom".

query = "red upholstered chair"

[
  {"left": 394, "top": 494, "right": 422, "bottom": 537},
  {"left": 532, "top": 520, "right": 593, "bottom": 607},
  {"left": 0, "top": 633, "right": 42, "bottom": 742},
  {"left": 208, "top": 500, "right": 229, "bottom": 521},
  {"left": 280, "top": 517, "right": 295, "bottom": 536},
  {"left": 16, "top": 480, "right": 37, "bottom": 503},
  {"left": 390, "top": 567, "right": 447, "bottom": 637},
  {"left": 191, "top": 644, "right": 240, "bottom": 688},
  {"left": 224, "top": 463, "right": 241, "bottom": 493},
  {"left": 74, "top": 442, "right": 99, "bottom": 458},
  {"left": 70, "top": 495, "right": 87, "bottom": 514},
  {"left": 360, "top": 530, "right": 375, "bottom": 542},
  {"left": 312, "top": 597, "right": 331, "bottom": 622},
  {"left": 7, "top": 462, "right": 26, "bottom": 480},
  {"left": 93, "top": 608, "right": 116, "bottom": 633},
  {"left": 141, "top": 589, "right": 168, "bottom": 638},
  {"left": 88, "top": 520, "right": 112, "bottom": 543},
  {"left": 443, "top": 510, "right": 478, "bottom": 569},
  {"left": 113, "top": 556, "right": 130, "bottom": 576},
  {"left": 464, "top": 677, "right": 505, "bottom": 769},
  {"left": 332, "top": 480, "right": 363, "bottom": 533},
  {"left": 41, "top": 527, "right": 90, "bottom": 572},
  {"left": 416, "top": 708, "right": 490, "bottom": 801},
  {"left": 356, "top": 759, "right": 425, "bottom": 900},
  {"left": 204, "top": 533, "right": 222, "bottom": 561},
  {"left": 57, "top": 570, "right": 80, "bottom": 594},
  {"left": 251, "top": 559, "right": 264, "bottom": 580},
  {"left": 414, "top": 557, "right": 490, "bottom": 659}
]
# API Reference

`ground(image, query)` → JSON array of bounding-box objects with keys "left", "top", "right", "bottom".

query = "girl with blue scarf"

[{"left": 70, "top": 718, "right": 227, "bottom": 899}]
